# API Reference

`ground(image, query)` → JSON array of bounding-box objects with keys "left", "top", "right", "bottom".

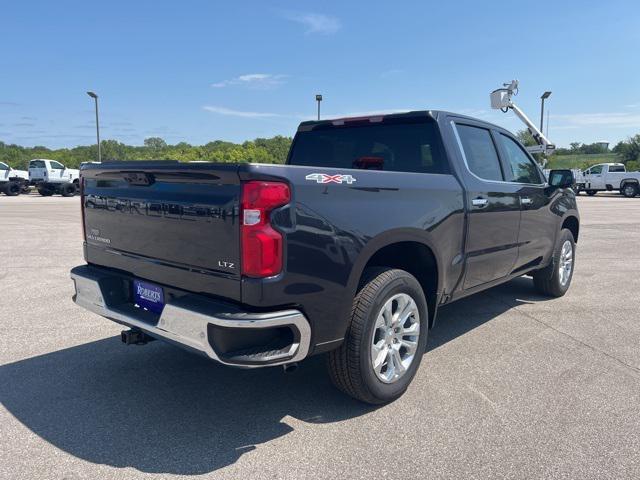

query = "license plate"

[{"left": 133, "top": 279, "right": 165, "bottom": 314}]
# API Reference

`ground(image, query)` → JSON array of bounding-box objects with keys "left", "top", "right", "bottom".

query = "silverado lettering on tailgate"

[{"left": 84, "top": 195, "right": 238, "bottom": 223}]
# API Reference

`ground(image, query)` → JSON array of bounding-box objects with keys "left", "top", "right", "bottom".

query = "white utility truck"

[
  {"left": 578, "top": 163, "right": 640, "bottom": 197},
  {"left": 28, "top": 159, "right": 80, "bottom": 196},
  {"left": 0, "top": 161, "right": 29, "bottom": 196}
]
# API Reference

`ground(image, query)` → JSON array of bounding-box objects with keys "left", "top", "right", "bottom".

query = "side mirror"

[{"left": 548, "top": 169, "right": 574, "bottom": 189}]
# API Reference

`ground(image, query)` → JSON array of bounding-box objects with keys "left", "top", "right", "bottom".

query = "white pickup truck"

[
  {"left": 578, "top": 163, "right": 640, "bottom": 198},
  {"left": 28, "top": 159, "right": 80, "bottom": 196},
  {"left": 0, "top": 161, "right": 30, "bottom": 196}
]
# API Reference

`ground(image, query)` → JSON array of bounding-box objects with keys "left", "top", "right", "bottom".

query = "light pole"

[
  {"left": 540, "top": 91, "right": 551, "bottom": 133},
  {"left": 315, "top": 94, "right": 322, "bottom": 121},
  {"left": 87, "top": 91, "right": 101, "bottom": 162}
]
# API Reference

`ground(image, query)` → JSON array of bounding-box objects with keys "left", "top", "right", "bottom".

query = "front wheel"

[
  {"left": 327, "top": 268, "right": 428, "bottom": 404},
  {"left": 37, "top": 187, "right": 54, "bottom": 196},
  {"left": 4, "top": 181, "right": 21, "bottom": 196},
  {"left": 532, "top": 229, "right": 576, "bottom": 297}
]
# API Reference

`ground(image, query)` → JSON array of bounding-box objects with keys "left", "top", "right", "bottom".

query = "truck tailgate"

[{"left": 81, "top": 162, "right": 242, "bottom": 301}]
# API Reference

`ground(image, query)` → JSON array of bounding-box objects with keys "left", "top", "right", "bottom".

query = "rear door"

[
  {"left": 494, "top": 132, "right": 554, "bottom": 270},
  {"left": 451, "top": 121, "right": 521, "bottom": 289}
]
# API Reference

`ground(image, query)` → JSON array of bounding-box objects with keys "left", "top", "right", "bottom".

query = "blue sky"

[{"left": 1, "top": 0, "right": 639, "bottom": 149}]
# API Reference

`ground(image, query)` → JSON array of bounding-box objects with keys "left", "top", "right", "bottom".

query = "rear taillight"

[
  {"left": 80, "top": 176, "right": 86, "bottom": 241},
  {"left": 241, "top": 181, "right": 290, "bottom": 278}
]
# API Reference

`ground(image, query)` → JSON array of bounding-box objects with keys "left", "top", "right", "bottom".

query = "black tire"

[
  {"left": 327, "top": 268, "right": 429, "bottom": 404},
  {"left": 621, "top": 183, "right": 638, "bottom": 198},
  {"left": 532, "top": 229, "right": 576, "bottom": 297},
  {"left": 4, "top": 181, "right": 21, "bottom": 196},
  {"left": 61, "top": 183, "right": 77, "bottom": 197},
  {"left": 586, "top": 190, "right": 597, "bottom": 196},
  {"left": 38, "top": 187, "right": 54, "bottom": 196}
]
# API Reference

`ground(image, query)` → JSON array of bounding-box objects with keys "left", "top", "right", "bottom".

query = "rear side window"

[
  {"left": 288, "top": 121, "right": 449, "bottom": 174},
  {"left": 496, "top": 134, "right": 543, "bottom": 184},
  {"left": 30, "top": 160, "right": 46, "bottom": 168},
  {"left": 455, "top": 124, "right": 503, "bottom": 181},
  {"left": 609, "top": 165, "right": 625, "bottom": 172}
]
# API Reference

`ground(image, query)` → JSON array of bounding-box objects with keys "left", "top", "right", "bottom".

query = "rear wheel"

[
  {"left": 61, "top": 183, "right": 77, "bottom": 197},
  {"left": 327, "top": 268, "right": 428, "bottom": 404},
  {"left": 622, "top": 183, "right": 638, "bottom": 198},
  {"left": 586, "top": 190, "right": 597, "bottom": 196},
  {"left": 532, "top": 229, "right": 575, "bottom": 297},
  {"left": 38, "top": 187, "right": 54, "bottom": 196}
]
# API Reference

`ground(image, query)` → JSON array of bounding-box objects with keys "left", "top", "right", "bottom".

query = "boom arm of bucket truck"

[{"left": 490, "top": 80, "right": 555, "bottom": 156}]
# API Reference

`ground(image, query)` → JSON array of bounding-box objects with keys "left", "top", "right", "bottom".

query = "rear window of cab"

[{"left": 288, "top": 120, "right": 449, "bottom": 174}]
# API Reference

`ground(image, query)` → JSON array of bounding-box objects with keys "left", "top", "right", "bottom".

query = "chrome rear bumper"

[{"left": 70, "top": 265, "right": 311, "bottom": 367}]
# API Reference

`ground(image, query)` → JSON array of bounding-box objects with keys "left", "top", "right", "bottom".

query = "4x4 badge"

[{"left": 305, "top": 173, "right": 356, "bottom": 184}]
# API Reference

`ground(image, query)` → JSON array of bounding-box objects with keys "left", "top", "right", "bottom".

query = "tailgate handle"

[{"left": 124, "top": 172, "right": 155, "bottom": 186}]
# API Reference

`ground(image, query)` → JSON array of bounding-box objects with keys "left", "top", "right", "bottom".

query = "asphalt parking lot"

[{"left": 1, "top": 193, "right": 639, "bottom": 479}]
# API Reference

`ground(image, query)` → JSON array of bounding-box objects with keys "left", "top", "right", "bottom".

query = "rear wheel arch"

[{"left": 348, "top": 232, "right": 441, "bottom": 329}]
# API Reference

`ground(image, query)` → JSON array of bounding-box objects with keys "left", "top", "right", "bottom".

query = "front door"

[
  {"left": 494, "top": 132, "right": 555, "bottom": 269},
  {"left": 49, "top": 160, "right": 66, "bottom": 182},
  {"left": 452, "top": 122, "right": 521, "bottom": 290},
  {"left": 585, "top": 165, "right": 605, "bottom": 189}
]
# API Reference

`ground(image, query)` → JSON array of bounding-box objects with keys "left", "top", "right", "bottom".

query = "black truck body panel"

[{"left": 77, "top": 110, "right": 579, "bottom": 358}]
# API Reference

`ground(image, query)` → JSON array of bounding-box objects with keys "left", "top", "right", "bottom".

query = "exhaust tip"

[{"left": 283, "top": 362, "right": 299, "bottom": 374}]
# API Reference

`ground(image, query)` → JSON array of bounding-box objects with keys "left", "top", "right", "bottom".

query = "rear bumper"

[{"left": 70, "top": 265, "right": 311, "bottom": 368}]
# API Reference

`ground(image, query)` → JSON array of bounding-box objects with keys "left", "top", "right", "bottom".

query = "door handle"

[
  {"left": 471, "top": 197, "right": 488, "bottom": 207},
  {"left": 521, "top": 197, "right": 532, "bottom": 205}
]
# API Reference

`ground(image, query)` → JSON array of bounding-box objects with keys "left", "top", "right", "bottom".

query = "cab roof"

[{"left": 297, "top": 110, "right": 506, "bottom": 132}]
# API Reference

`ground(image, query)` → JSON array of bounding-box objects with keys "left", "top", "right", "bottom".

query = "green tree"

[{"left": 144, "top": 137, "right": 167, "bottom": 150}]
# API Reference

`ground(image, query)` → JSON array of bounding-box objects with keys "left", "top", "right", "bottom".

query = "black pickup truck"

[{"left": 71, "top": 111, "right": 579, "bottom": 404}]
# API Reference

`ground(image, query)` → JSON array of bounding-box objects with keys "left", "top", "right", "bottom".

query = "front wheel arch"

[{"left": 561, "top": 215, "right": 580, "bottom": 243}]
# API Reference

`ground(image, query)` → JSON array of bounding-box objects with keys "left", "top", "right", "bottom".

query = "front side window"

[
  {"left": 0, "top": 162, "right": 9, "bottom": 171},
  {"left": 455, "top": 124, "right": 503, "bottom": 182},
  {"left": 288, "top": 120, "right": 449, "bottom": 174},
  {"left": 497, "top": 134, "right": 542, "bottom": 184},
  {"left": 587, "top": 165, "right": 603, "bottom": 175},
  {"left": 49, "top": 161, "right": 65, "bottom": 169}
]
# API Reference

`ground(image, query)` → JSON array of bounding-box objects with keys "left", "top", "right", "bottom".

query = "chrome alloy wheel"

[
  {"left": 370, "top": 293, "right": 420, "bottom": 383},
  {"left": 559, "top": 240, "right": 574, "bottom": 286}
]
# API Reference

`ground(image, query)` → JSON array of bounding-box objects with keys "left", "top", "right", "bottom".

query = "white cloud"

[
  {"left": 551, "top": 112, "right": 640, "bottom": 128},
  {"left": 202, "top": 106, "right": 282, "bottom": 118},
  {"left": 211, "top": 73, "right": 287, "bottom": 89},
  {"left": 285, "top": 12, "right": 341, "bottom": 35}
]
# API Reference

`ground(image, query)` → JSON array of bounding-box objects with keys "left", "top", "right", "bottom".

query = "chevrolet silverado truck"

[
  {"left": 29, "top": 159, "right": 80, "bottom": 196},
  {"left": 70, "top": 111, "right": 579, "bottom": 404},
  {"left": 578, "top": 163, "right": 640, "bottom": 198}
]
